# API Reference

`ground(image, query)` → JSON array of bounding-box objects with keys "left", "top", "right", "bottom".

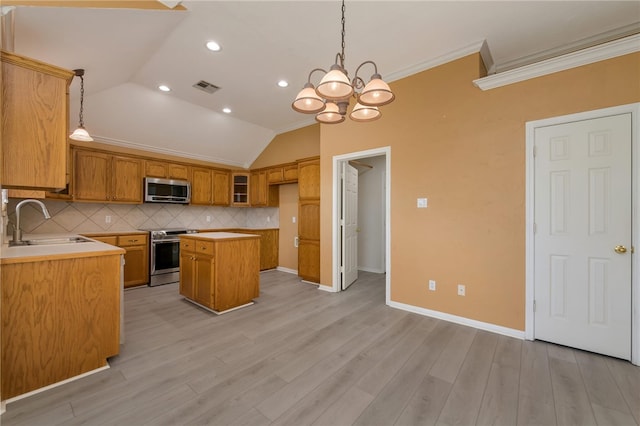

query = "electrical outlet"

[
  {"left": 292, "top": 216, "right": 296, "bottom": 223},
  {"left": 105, "top": 215, "right": 111, "bottom": 224},
  {"left": 457, "top": 284, "right": 466, "bottom": 296},
  {"left": 267, "top": 216, "right": 271, "bottom": 223},
  {"left": 206, "top": 215, "right": 211, "bottom": 222},
  {"left": 429, "top": 280, "right": 436, "bottom": 291}
]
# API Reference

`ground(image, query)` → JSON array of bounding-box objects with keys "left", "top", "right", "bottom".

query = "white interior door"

[
  {"left": 342, "top": 162, "right": 359, "bottom": 290},
  {"left": 534, "top": 113, "right": 632, "bottom": 359}
]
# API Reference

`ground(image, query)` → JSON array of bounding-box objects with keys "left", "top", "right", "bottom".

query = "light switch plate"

[{"left": 417, "top": 198, "right": 428, "bottom": 208}]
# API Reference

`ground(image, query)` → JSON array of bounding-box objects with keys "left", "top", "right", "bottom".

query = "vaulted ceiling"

[{"left": 6, "top": 1, "right": 639, "bottom": 167}]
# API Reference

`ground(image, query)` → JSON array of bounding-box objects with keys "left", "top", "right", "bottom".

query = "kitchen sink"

[{"left": 9, "top": 236, "right": 93, "bottom": 247}]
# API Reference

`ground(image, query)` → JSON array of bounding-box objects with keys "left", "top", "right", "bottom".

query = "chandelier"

[
  {"left": 291, "top": 0, "right": 395, "bottom": 124},
  {"left": 69, "top": 68, "right": 93, "bottom": 141}
]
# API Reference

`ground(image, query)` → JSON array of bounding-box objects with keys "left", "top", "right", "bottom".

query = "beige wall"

[
  {"left": 319, "top": 52, "right": 640, "bottom": 331},
  {"left": 278, "top": 183, "right": 299, "bottom": 271},
  {"left": 251, "top": 124, "right": 320, "bottom": 168}
]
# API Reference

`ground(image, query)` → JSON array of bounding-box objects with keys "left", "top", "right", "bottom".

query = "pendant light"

[
  {"left": 69, "top": 68, "right": 93, "bottom": 141},
  {"left": 292, "top": 0, "right": 395, "bottom": 123}
]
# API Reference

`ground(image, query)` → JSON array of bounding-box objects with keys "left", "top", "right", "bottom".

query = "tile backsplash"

[{"left": 7, "top": 199, "right": 279, "bottom": 235}]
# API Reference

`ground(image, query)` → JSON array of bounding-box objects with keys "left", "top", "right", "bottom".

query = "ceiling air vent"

[{"left": 192, "top": 80, "right": 220, "bottom": 94}]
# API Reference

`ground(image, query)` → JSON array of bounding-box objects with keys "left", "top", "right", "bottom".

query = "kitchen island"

[
  {"left": 179, "top": 232, "right": 260, "bottom": 314},
  {"left": 1, "top": 235, "right": 124, "bottom": 400}
]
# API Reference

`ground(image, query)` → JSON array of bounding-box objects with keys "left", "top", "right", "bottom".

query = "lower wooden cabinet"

[
  {"left": 199, "top": 228, "right": 278, "bottom": 271},
  {"left": 1, "top": 253, "right": 121, "bottom": 399},
  {"left": 83, "top": 233, "right": 149, "bottom": 288},
  {"left": 179, "top": 233, "right": 260, "bottom": 313}
]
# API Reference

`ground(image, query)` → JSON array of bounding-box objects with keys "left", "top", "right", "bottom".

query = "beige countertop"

[
  {"left": 182, "top": 232, "right": 261, "bottom": 241},
  {"left": 1, "top": 233, "right": 125, "bottom": 265}
]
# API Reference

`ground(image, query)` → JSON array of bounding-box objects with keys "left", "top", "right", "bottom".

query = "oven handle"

[{"left": 151, "top": 239, "right": 181, "bottom": 244}]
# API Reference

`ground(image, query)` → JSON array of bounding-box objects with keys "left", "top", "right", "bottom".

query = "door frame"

[
  {"left": 525, "top": 103, "right": 640, "bottom": 365},
  {"left": 332, "top": 147, "right": 391, "bottom": 304}
]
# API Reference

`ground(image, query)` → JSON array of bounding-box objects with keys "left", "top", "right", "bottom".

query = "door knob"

[{"left": 614, "top": 245, "right": 627, "bottom": 254}]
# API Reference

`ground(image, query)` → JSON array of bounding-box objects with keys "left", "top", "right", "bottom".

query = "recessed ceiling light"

[
  {"left": 277, "top": 80, "right": 289, "bottom": 88},
  {"left": 158, "top": 85, "right": 171, "bottom": 92},
  {"left": 206, "top": 41, "right": 221, "bottom": 52},
  {"left": 222, "top": 107, "right": 231, "bottom": 114}
]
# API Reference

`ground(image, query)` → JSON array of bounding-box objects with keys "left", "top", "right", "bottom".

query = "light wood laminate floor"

[{"left": 3, "top": 270, "right": 639, "bottom": 426}]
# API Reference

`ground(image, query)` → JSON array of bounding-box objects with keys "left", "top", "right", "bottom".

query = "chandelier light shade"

[
  {"left": 358, "top": 74, "right": 395, "bottom": 106},
  {"left": 316, "top": 65, "right": 354, "bottom": 100},
  {"left": 316, "top": 102, "right": 345, "bottom": 124},
  {"left": 349, "top": 102, "right": 381, "bottom": 122},
  {"left": 292, "top": 82, "right": 326, "bottom": 114},
  {"left": 292, "top": 0, "right": 395, "bottom": 124},
  {"left": 69, "top": 68, "right": 93, "bottom": 142}
]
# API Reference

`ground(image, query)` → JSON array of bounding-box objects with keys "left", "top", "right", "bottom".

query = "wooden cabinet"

[
  {"left": 145, "top": 160, "right": 190, "bottom": 180},
  {"left": 179, "top": 233, "right": 260, "bottom": 314},
  {"left": 1, "top": 253, "right": 121, "bottom": 399},
  {"left": 213, "top": 169, "right": 230, "bottom": 206},
  {"left": 250, "top": 169, "right": 279, "bottom": 207},
  {"left": 238, "top": 229, "right": 279, "bottom": 270},
  {"left": 191, "top": 167, "right": 213, "bottom": 205},
  {"left": 298, "top": 157, "right": 320, "bottom": 283},
  {"left": 118, "top": 234, "right": 149, "bottom": 288},
  {"left": 267, "top": 163, "right": 298, "bottom": 184},
  {"left": 232, "top": 173, "right": 250, "bottom": 206},
  {"left": 84, "top": 233, "right": 149, "bottom": 288},
  {"left": 191, "top": 167, "right": 230, "bottom": 206},
  {"left": 112, "top": 156, "right": 143, "bottom": 202},
  {"left": 1, "top": 50, "right": 74, "bottom": 190},
  {"left": 73, "top": 148, "right": 143, "bottom": 203},
  {"left": 298, "top": 158, "right": 321, "bottom": 199}
]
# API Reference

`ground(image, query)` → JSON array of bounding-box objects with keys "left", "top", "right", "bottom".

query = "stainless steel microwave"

[{"left": 144, "top": 177, "right": 191, "bottom": 204}]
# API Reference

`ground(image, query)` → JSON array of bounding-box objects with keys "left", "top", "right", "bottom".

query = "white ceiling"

[{"left": 9, "top": 1, "right": 640, "bottom": 168}]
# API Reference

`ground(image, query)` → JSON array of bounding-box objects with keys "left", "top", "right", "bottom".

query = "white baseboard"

[
  {"left": 276, "top": 266, "right": 298, "bottom": 275},
  {"left": 316, "top": 283, "right": 337, "bottom": 292},
  {"left": 388, "top": 300, "right": 525, "bottom": 340},
  {"left": 358, "top": 267, "right": 386, "bottom": 274}
]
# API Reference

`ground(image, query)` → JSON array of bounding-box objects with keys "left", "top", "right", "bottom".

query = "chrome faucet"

[{"left": 12, "top": 199, "right": 51, "bottom": 243}]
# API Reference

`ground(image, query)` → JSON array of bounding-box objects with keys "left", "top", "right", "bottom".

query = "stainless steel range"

[{"left": 142, "top": 228, "right": 198, "bottom": 286}]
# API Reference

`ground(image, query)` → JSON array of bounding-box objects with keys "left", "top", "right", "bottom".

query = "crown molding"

[
  {"left": 90, "top": 135, "right": 246, "bottom": 168},
  {"left": 386, "top": 40, "right": 489, "bottom": 83},
  {"left": 473, "top": 33, "right": 640, "bottom": 91}
]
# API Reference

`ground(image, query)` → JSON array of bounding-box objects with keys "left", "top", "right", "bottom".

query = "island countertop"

[
  {"left": 0, "top": 233, "right": 125, "bottom": 265},
  {"left": 183, "top": 232, "right": 261, "bottom": 241}
]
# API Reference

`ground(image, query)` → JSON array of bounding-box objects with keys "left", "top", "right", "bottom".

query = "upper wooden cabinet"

[
  {"left": 212, "top": 169, "right": 230, "bottom": 206},
  {"left": 1, "top": 50, "right": 74, "bottom": 190},
  {"left": 191, "top": 167, "right": 230, "bottom": 206},
  {"left": 145, "top": 160, "right": 190, "bottom": 181},
  {"left": 250, "top": 169, "right": 279, "bottom": 208},
  {"left": 231, "top": 173, "right": 250, "bottom": 206},
  {"left": 298, "top": 158, "right": 320, "bottom": 200},
  {"left": 267, "top": 163, "right": 298, "bottom": 184},
  {"left": 73, "top": 148, "right": 143, "bottom": 203},
  {"left": 191, "top": 167, "right": 213, "bottom": 205}
]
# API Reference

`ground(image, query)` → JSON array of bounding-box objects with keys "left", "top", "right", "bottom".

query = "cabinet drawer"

[
  {"left": 89, "top": 235, "right": 118, "bottom": 245},
  {"left": 282, "top": 165, "right": 298, "bottom": 181},
  {"left": 180, "top": 239, "right": 195, "bottom": 252},
  {"left": 267, "top": 168, "right": 283, "bottom": 183},
  {"left": 117, "top": 234, "right": 148, "bottom": 247},
  {"left": 194, "top": 240, "right": 214, "bottom": 255}
]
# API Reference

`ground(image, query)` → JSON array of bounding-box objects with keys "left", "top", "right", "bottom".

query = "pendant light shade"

[
  {"left": 358, "top": 74, "right": 395, "bottom": 106},
  {"left": 316, "top": 66, "right": 354, "bottom": 100},
  {"left": 349, "top": 102, "right": 381, "bottom": 122},
  {"left": 69, "top": 68, "right": 93, "bottom": 142},
  {"left": 292, "top": 83, "right": 326, "bottom": 114},
  {"left": 69, "top": 127, "right": 93, "bottom": 141},
  {"left": 316, "top": 102, "right": 345, "bottom": 124}
]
